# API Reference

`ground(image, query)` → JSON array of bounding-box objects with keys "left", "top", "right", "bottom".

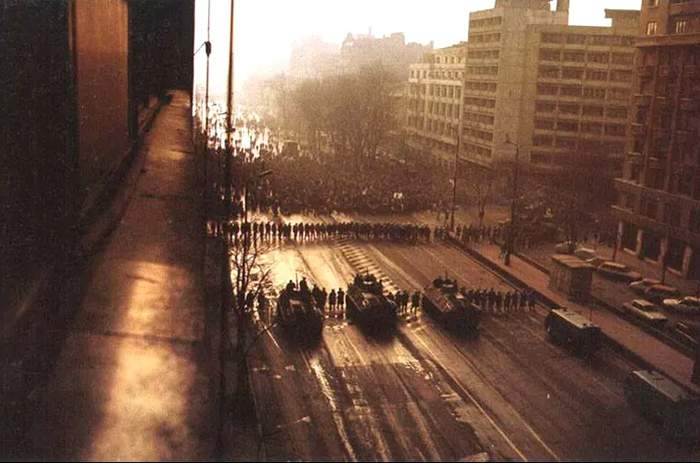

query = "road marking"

[{"left": 410, "top": 333, "right": 529, "bottom": 462}]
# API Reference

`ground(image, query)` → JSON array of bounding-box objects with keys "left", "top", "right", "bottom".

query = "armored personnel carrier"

[
  {"left": 276, "top": 285, "right": 324, "bottom": 345},
  {"left": 422, "top": 276, "right": 482, "bottom": 332},
  {"left": 346, "top": 272, "right": 398, "bottom": 334}
]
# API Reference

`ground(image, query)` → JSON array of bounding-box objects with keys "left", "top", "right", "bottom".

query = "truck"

[
  {"left": 276, "top": 286, "right": 324, "bottom": 345},
  {"left": 545, "top": 307, "right": 602, "bottom": 357},
  {"left": 346, "top": 272, "right": 398, "bottom": 334},
  {"left": 624, "top": 369, "right": 700, "bottom": 441},
  {"left": 422, "top": 276, "right": 482, "bottom": 332}
]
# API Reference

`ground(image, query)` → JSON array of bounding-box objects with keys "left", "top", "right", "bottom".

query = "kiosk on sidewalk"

[{"left": 549, "top": 254, "right": 593, "bottom": 302}]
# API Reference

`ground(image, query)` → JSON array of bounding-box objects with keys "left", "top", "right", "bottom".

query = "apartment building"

[
  {"left": 405, "top": 42, "right": 468, "bottom": 164},
  {"left": 612, "top": 0, "right": 700, "bottom": 279},
  {"left": 461, "top": 0, "right": 639, "bottom": 171}
]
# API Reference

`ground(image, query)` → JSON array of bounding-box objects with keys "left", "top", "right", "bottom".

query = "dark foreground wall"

[{"left": 0, "top": 0, "right": 194, "bottom": 317}]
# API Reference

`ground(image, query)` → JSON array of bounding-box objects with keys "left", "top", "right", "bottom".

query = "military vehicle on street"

[
  {"left": 422, "top": 276, "right": 482, "bottom": 332},
  {"left": 346, "top": 272, "right": 398, "bottom": 334},
  {"left": 276, "top": 283, "right": 324, "bottom": 345}
]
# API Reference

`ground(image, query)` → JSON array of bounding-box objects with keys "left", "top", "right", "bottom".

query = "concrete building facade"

[
  {"left": 612, "top": 0, "right": 700, "bottom": 280},
  {"left": 405, "top": 42, "right": 469, "bottom": 165},
  {"left": 462, "top": 0, "right": 639, "bottom": 172}
]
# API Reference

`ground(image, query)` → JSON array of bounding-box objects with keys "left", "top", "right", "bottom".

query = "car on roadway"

[
  {"left": 573, "top": 247, "right": 605, "bottom": 268},
  {"left": 629, "top": 277, "right": 662, "bottom": 296},
  {"left": 662, "top": 296, "right": 700, "bottom": 315},
  {"left": 597, "top": 261, "right": 643, "bottom": 282},
  {"left": 622, "top": 299, "right": 668, "bottom": 327},
  {"left": 642, "top": 284, "right": 681, "bottom": 305}
]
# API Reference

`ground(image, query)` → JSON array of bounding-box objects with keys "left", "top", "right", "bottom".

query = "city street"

[{"left": 241, "top": 226, "right": 700, "bottom": 461}]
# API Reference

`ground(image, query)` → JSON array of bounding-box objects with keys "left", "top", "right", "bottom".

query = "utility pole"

[
  {"left": 450, "top": 49, "right": 468, "bottom": 232},
  {"left": 504, "top": 137, "right": 519, "bottom": 267},
  {"left": 217, "top": 0, "right": 235, "bottom": 458}
]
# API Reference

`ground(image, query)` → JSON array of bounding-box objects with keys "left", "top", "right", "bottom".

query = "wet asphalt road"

[{"left": 244, "top": 225, "right": 700, "bottom": 462}]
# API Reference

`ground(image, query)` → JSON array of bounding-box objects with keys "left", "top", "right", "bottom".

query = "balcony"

[
  {"left": 659, "top": 65, "right": 669, "bottom": 77},
  {"left": 634, "top": 94, "right": 651, "bottom": 107}
]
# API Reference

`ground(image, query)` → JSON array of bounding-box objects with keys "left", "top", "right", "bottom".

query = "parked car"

[
  {"left": 573, "top": 247, "right": 604, "bottom": 268},
  {"left": 663, "top": 296, "right": 700, "bottom": 315},
  {"left": 555, "top": 241, "right": 580, "bottom": 254},
  {"left": 597, "top": 261, "right": 643, "bottom": 282},
  {"left": 642, "top": 284, "right": 681, "bottom": 305},
  {"left": 622, "top": 299, "right": 668, "bottom": 327},
  {"left": 629, "top": 278, "right": 662, "bottom": 296}
]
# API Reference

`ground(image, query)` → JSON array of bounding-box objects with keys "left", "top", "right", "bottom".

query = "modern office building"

[
  {"left": 405, "top": 42, "right": 469, "bottom": 165},
  {"left": 612, "top": 0, "right": 700, "bottom": 279},
  {"left": 462, "top": 0, "right": 638, "bottom": 171}
]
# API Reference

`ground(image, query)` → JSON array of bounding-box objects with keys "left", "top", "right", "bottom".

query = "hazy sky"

[{"left": 192, "top": 0, "right": 642, "bottom": 97}]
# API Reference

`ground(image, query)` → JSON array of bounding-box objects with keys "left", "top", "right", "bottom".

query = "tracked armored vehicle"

[
  {"left": 276, "top": 286, "right": 324, "bottom": 345},
  {"left": 422, "top": 276, "right": 482, "bottom": 332},
  {"left": 346, "top": 272, "right": 398, "bottom": 333}
]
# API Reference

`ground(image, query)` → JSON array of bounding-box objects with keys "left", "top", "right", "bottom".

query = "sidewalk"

[
  {"left": 523, "top": 239, "right": 700, "bottom": 298},
  {"left": 2, "top": 90, "right": 228, "bottom": 461},
  {"left": 464, "top": 240, "right": 700, "bottom": 394}
]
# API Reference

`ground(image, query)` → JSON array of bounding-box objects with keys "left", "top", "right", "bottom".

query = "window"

[
  {"left": 650, "top": 0, "right": 659, "bottom": 6},
  {"left": 562, "top": 68, "right": 584, "bottom": 79},
  {"left": 538, "top": 66, "right": 559, "bottom": 78},
  {"left": 563, "top": 51, "right": 585, "bottom": 62},
  {"left": 605, "top": 124, "right": 626, "bottom": 137},
  {"left": 646, "top": 21, "right": 658, "bottom": 36},
  {"left": 582, "top": 105, "right": 605, "bottom": 117},
  {"left": 540, "top": 49, "right": 561, "bottom": 61},
  {"left": 585, "top": 70, "right": 607, "bottom": 81},
  {"left": 535, "top": 119, "right": 554, "bottom": 130},
  {"left": 566, "top": 34, "right": 587, "bottom": 44},
  {"left": 559, "top": 104, "right": 580, "bottom": 115},
  {"left": 583, "top": 87, "right": 606, "bottom": 99},
  {"left": 557, "top": 121, "right": 579, "bottom": 132},
  {"left": 607, "top": 107, "right": 628, "bottom": 119},
  {"left": 560, "top": 85, "right": 582, "bottom": 97},
  {"left": 533, "top": 135, "right": 553, "bottom": 146},
  {"left": 588, "top": 52, "right": 609, "bottom": 64},
  {"left": 675, "top": 19, "right": 688, "bottom": 34},
  {"left": 535, "top": 101, "right": 557, "bottom": 112},
  {"left": 538, "top": 84, "right": 558, "bottom": 95},
  {"left": 612, "top": 53, "right": 634, "bottom": 65}
]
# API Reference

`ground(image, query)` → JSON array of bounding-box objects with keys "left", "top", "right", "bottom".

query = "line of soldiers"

[
  {"left": 455, "top": 224, "right": 505, "bottom": 245},
  {"left": 224, "top": 220, "right": 432, "bottom": 244},
  {"left": 461, "top": 287, "right": 537, "bottom": 313},
  {"left": 388, "top": 290, "right": 421, "bottom": 316},
  {"left": 287, "top": 278, "right": 347, "bottom": 316}
]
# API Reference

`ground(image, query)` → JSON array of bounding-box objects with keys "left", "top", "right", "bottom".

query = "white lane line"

[
  {"left": 410, "top": 333, "right": 529, "bottom": 462},
  {"left": 367, "top": 243, "right": 560, "bottom": 462}
]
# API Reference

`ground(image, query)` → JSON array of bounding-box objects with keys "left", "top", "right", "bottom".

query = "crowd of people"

[{"left": 229, "top": 138, "right": 453, "bottom": 217}]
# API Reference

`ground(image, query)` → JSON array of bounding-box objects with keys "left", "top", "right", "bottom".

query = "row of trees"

[{"left": 270, "top": 62, "right": 401, "bottom": 162}]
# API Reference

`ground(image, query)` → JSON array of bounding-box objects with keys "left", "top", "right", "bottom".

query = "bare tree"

[{"left": 537, "top": 146, "right": 617, "bottom": 252}]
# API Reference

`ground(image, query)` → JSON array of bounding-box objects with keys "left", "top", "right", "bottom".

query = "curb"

[{"left": 444, "top": 235, "right": 692, "bottom": 384}]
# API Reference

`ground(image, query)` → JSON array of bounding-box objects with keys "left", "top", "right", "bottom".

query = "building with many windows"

[
  {"left": 462, "top": 0, "right": 638, "bottom": 171},
  {"left": 405, "top": 42, "right": 468, "bottom": 164},
  {"left": 613, "top": 0, "right": 700, "bottom": 280}
]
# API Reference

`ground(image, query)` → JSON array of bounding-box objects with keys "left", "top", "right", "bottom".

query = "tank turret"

[
  {"left": 276, "top": 284, "right": 324, "bottom": 345},
  {"left": 346, "top": 272, "right": 398, "bottom": 334},
  {"left": 422, "top": 277, "right": 482, "bottom": 332}
]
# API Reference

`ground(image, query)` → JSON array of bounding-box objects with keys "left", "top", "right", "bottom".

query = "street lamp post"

[{"left": 504, "top": 136, "right": 519, "bottom": 267}]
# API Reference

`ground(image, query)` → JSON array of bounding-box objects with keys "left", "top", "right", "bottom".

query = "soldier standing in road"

[
  {"left": 411, "top": 291, "right": 420, "bottom": 315},
  {"left": 320, "top": 287, "right": 328, "bottom": 314},
  {"left": 329, "top": 289, "right": 337, "bottom": 314},
  {"left": 528, "top": 290, "right": 536, "bottom": 311},
  {"left": 337, "top": 288, "right": 345, "bottom": 317}
]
